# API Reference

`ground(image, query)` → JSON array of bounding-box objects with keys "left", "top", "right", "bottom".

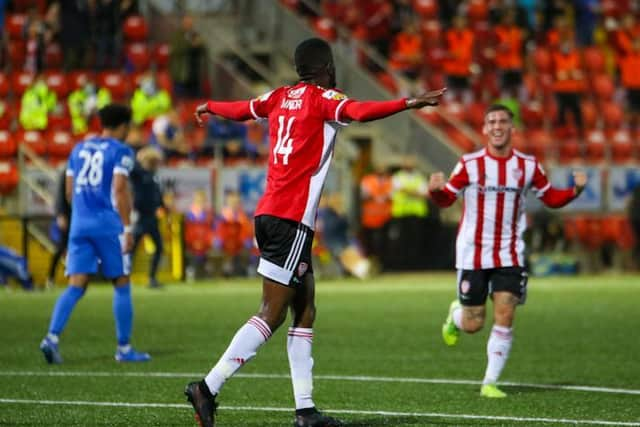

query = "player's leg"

[
  {"left": 40, "top": 236, "right": 96, "bottom": 364},
  {"left": 480, "top": 267, "right": 527, "bottom": 398},
  {"left": 147, "top": 219, "right": 164, "bottom": 288},
  {"left": 442, "top": 270, "right": 488, "bottom": 345}
]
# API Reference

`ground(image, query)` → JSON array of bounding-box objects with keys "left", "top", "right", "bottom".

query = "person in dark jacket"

[
  {"left": 46, "top": 167, "right": 72, "bottom": 288},
  {"left": 130, "top": 146, "right": 165, "bottom": 288}
]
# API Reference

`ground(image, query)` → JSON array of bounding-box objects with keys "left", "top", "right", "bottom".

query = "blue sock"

[
  {"left": 48, "top": 286, "right": 85, "bottom": 336},
  {"left": 113, "top": 284, "right": 133, "bottom": 347}
]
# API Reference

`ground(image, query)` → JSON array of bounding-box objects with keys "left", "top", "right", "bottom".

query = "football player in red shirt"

[{"left": 184, "top": 38, "right": 445, "bottom": 427}]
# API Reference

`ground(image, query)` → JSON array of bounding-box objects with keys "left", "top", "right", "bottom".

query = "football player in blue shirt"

[{"left": 40, "top": 104, "right": 151, "bottom": 363}]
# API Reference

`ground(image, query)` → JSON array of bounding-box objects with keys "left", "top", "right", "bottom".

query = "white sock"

[
  {"left": 118, "top": 344, "right": 131, "bottom": 353},
  {"left": 204, "top": 316, "right": 272, "bottom": 395},
  {"left": 287, "top": 327, "right": 315, "bottom": 410},
  {"left": 47, "top": 333, "right": 59, "bottom": 344},
  {"left": 483, "top": 325, "right": 513, "bottom": 385},
  {"left": 452, "top": 307, "right": 463, "bottom": 329}
]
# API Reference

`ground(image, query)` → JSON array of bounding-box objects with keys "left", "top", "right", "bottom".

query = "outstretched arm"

[
  {"left": 341, "top": 88, "right": 446, "bottom": 122},
  {"left": 194, "top": 100, "right": 254, "bottom": 125},
  {"left": 539, "top": 170, "right": 587, "bottom": 208}
]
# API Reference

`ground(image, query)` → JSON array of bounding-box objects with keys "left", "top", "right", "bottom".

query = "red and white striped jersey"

[
  {"left": 445, "top": 148, "right": 551, "bottom": 270},
  {"left": 250, "top": 82, "right": 352, "bottom": 229}
]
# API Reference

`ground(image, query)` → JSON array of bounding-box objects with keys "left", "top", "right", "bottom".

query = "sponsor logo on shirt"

[
  {"left": 322, "top": 89, "right": 347, "bottom": 101},
  {"left": 281, "top": 99, "right": 303, "bottom": 110},
  {"left": 287, "top": 87, "right": 306, "bottom": 98},
  {"left": 512, "top": 168, "right": 523, "bottom": 181},
  {"left": 478, "top": 185, "right": 520, "bottom": 193}
]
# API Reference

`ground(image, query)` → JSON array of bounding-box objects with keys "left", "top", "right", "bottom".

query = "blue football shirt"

[{"left": 66, "top": 137, "right": 134, "bottom": 237}]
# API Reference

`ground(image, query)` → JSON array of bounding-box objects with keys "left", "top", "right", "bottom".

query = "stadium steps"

[{"left": 0, "top": 217, "right": 53, "bottom": 286}]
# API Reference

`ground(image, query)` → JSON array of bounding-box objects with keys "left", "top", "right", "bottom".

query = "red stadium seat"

[
  {"left": 45, "top": 43, "right": 63, "bottom": 69},
  {"left": 67, "top": 70, "right": 93, "bottom": 91},
  {"left": 123, "top": 15, "right": 148, "bottom": 41},
  {"left": 375, "top": 71, "right": 399, "bottom": 95},
  {"left": 0, "top": 100, "right": 14, "bottom": 130},
  {"left": 583, "top": 47, "right": 605, "bottom": 74},
  {"left": 0, "top": 73, "right": 9, "bottom": 98},
  {"left": 7, "top": 40, "right": 26, "bottom": 69},
  {"left": 97, "top": 71, "right": 129, "bottom": 100},
  {"left": 592, "top": 73, "right": 615, "bottom": 101},
  {"left": 443, "top": 102, "right": 465, "bottom": 122},
  {"left": 47, "top": 130, "right": 75, "bottom": 159},
  {"left": 153, "top": 43, "right": 170, "bottom": 69},
  {"left": 16, "top": 130, "right": 46, "bottom": 156},
  {"left": 417, "top": 107, "right": 441, "bottom": 126},
  {"left": 445, "top": 126, "right": 476, "bottom": 152},
  {"left": 557, "top": 138, "right": 582, "bottom": 164},
  {"left": 6, "top": 14, "right": 26, "bottom": 40},
  {"left": 465, "top": 102, "right": 487, "bottom": 128},
  {"left": 312, "top": 17, "right": 337, "bottom": 41},
  {"left": 125, "top": 43, "right": 151, "bottom": 70},
  {"left": 155, "top": 70, "right": 173, "bottom": 93},
  {"left": 602, "top": 102, "right": 624, "bottom": 129},
  {"left": 48, "top": 103, "right": 71, "bottom": 130},
  {"left": 45, "top": 71, "right": 69, "bottom": 97},
  {"left": 580, "top": 99, "right": 598, "bottom": 130},
  {"left": 413, "top": 0, "right": 438, "bottom": 18},
  {"left": 601, "top": 0, "right": 630, "bottom": 17},
  {"left": 0, "top": 131, "right": 17, "bottom": 158},
  {"left": 533, "top": 47, "right": 552, "bottom": 73},
  {"left": 423, "top": 44, "right": 446, "bottom": 72},
  {"left": 525, "top": 128, "right": 553, "bottom": 160},
  {"left": 466, "top": 0, "right": 488, "bottom": 23},
  {"left": 0, "top": 161, "right": 19, "bottom": 194},
  {"left": 585, "top": 130, "right": 607, "bottom": 162},
  {"left": 521, "top": 102, "right": 544, "bottom": 128},
  {"left": 11, "top": 71, "right": 34, "bottom": 97},
  {"left": 610, "top": 130, "right": 633, "bottom": 163},
  {"left": 421, "top": 20, "right": 442, "bottom": 44}
]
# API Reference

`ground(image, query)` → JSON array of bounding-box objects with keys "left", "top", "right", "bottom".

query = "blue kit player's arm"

[{"left": 113, "top": 146, "right": 135, "bottom": 253}]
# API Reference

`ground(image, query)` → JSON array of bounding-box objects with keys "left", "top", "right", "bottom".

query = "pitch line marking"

[
  {"left": 0, "top": 398, "right": 638, "bottom": 426},
  {"left": 1, "top": 370, "right": 639, "bottom": 396}
]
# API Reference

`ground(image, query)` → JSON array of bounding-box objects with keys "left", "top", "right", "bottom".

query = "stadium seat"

[
  {"left": 67, "top": 70, "right": 93, "bottom": 91},
  {"left": 48, "top": 103, "right": 71, "bottom": 131},
  {"left": 521, "top": 102, "right": 544, "bottom": 128},
  {"left": 45, "top": 43, "right": 63, "bottom": 69},
  {"left": 465, "top": 101, "right": 486, "bottom": 128},
  {"left": 47, "top": 130, "right": 75, "bottom": 160},
  {"left": 6, "top": 14, "right": 25, "bottom": 40},
  {"left": 97, "top": 71, "right": 129, "bottom": 100},
  {"left": 602, "top": 102, "right": 624, "bottom": 129},
  {"left": 125, "top": 43, "right": 151, "bottom": 70},
  {"left": 445, "top": 126, "right": 476, "bottom": 152},
  {"left": 0, "top": 161, "right": 19, "bottom": 195},
  {"left": 0, "top": 131, "right": 17, "bottom": 159},
  {"left": 423, "top": 43, "right": 446, "bottom": 72},
  {"left": 580, "top": 99, "right": 598, "bottom": 130},
  {"left": 606, "top": 215, "right": 635, "bottom": 250},
  {"left": 443, "top": 102, "right": 466, "bottom": 122},
  {"left": 11, "top": 71, "right": 34, "bottom": 97},
  {"left": 155, "top": 70, "right": 173, "bottom": 93},
  {"left": 417, "top": 107, "right": 441, "bottom": 126},
  {"left": 583, "top": 47, "right": 606, "bottom": 75},
  {"left": 413, "top": 0, "right": 438, "bottom": 18},
  {"left": 601, "top": 0, "right": 630, "bottom": 17},
  {"left": 533, "top": 47, "right": 552, "bottom": 73},
  {"left": 557, "top": 137, "right": 582, "bottom": 164},
  {"left": 585, "top": 130, "right": 607, "bottom": 162},
  {"left": 153, "top": 43, "right": 170, "bottom": 69},
  {"left": 420, "top": 20, "right": 442, "bottom": 43},
  {"left": 123, "top": 15, "right": 148, "bottom": 41},
  {"left": 16, "top": 130, "right": 46, "bottom": 156},
  {"left": 0, "top": 73, "right": 9, "bottom": 98},
  {"left": 466, "top": 0, "right": 488, "bottom": 23},
  {"left": 45, "top": 71, "right": 69, "bottom": 97},
  {"left": 0, "top": 100, "right": 14, "bottom": 130},
  {"left": 525, "top": 128, "right": 553, "bottom": 160},
  {"left": 609, "top": 129, "right": 633, "bottom": 163},
  {"left": 592, "top": 73, "right": 615, "bottom": 101},
  {"left": 375, "top": 71, "right": 399, "bottom": 95},
  {"left": 312, "top": 17, "right": 337, "bottom": 41},
  {"left": 7, "top": 40, "right": 26, "bottom": 69}
]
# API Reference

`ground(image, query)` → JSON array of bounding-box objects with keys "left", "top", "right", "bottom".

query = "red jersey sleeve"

[
  {"left": 248, "top": 89, "right": 279, "bottom": 119},
  {"left": 429, "top": 160, "right": 470, "bottom": 207},
  {"left": 316, "top": 88, "right": 353, "bottom": 125},
  {"left": 531, "top": 160, "right": 552, "bottom": 197},
  {"left": 531, "top": 160, "right": 578, "bottom": 208}
]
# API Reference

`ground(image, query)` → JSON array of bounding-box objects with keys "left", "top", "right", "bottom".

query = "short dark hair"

[
  {"left": 98, "top": 104, "right": 132, "bottom": 129},
  {"left": 485, "top": 104, "right": 514, "bottom": 119},
  {"left": 294, "top": 38, "right": 333, "bottom": 81}
]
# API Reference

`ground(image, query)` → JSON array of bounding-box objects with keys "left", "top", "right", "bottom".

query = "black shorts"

[
  {"left": 457, "top": 267, "right": 528, "bottom": 306},
  {"left": 501, "top": 69, "right": 522, "bottom": 89},
  {"left": 627, "top": 89, "right": 640, "bottom": 113},
  {"left": 255, "top": 215, "right": 314, "bottom": 286}
]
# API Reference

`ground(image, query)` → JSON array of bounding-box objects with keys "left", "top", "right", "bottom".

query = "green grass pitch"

[{"left": 1, "top": 273, "right": 639, "bottom": 426}]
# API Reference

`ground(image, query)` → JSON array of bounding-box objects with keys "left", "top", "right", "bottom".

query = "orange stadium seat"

[
  {"left": 557, "top": 137, "right": 582, "bottom": 164},
  {"left": 583, "top": 47, "right": 606, "bottom": 75},
  {"left": 417, "top": 107, "right": 441, "bottom": 126},
  {"left": 11, "top": 71, "right": 34, "bottom": 97},
  {"left": 0, "top": 73, "right": 9, "bottom": 98},
  {"left": 609, "top": 129, "right": 633, "bottom": 163},
  {"left": 153, "top": 43, "right": 170, "bottom": 69},
  {"left": 465, "top": 101, "right": 486, "bottom": 128},
  {"left": 45, "top": 43, "right": 63, "bottom": 69},
  {"left": 45, "top": 71, "right": 69, "bottom": 97},
  {"left": 47, "top": 130, "right": 75, "bottom": 160},
  {"left": 6, "top": 15, "right": 25, "bottom": 40},
  {"left": 580, "top": 98, "right": 598, "bottom": 129},
  {"left": 7, "top": 40, "right": 26, "bottom": 68},
  {"left": 413, "top": 0, "right": 438, "bottom": 18},
  {"left": 0, "top": 131, "right": 17, "bottom": 159},
  {"left": 375, "top": 71, "right": 399, "bottom": 95},
  {"left": 466, "top": 0, "right": 488, "bottom": 23},
  {"left": 592, "top": 73, "right": 615, "bottom": 101},
  {"left": 533, "top": 47, "right": 552, "bottom": 73},
  {"left": 445, "top": 126, "right": 476, "bottom": 152},
  {"left": 585, "top": 129, "right": 607, "bottom": 162},
  {"left": 123, "top": 15, "right": 148, "bottom": 41},
  {"left": 602, "top": 102, "right": 624, "bottom": 129},
  {"left": 521, "top": 102, "right": 544, "bottom": 128},
  {"left": 98, "top": 71, "right": 129, "bottom": 100},
  {"left": 125, "top": 43, "right": 151, "bottom": 70},
  {"left": 525, "top": 128, "right": 553, "bottom": 160},
  {"left": 16, "top": 130, "right": 46, "bottom": 156},
  {"left": 0, "top": 161, "right": 19, "bottom": 194}
]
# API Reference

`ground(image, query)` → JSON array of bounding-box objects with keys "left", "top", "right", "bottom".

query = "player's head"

[
  {"left": 294, "top": 38, "right": 336, "bottom": 88},
  {"left": 482, "top": 104, "right": 514, "bottom": 150},
  {"left": 98, "top": 104, "right": 132, "bottom": 140}
]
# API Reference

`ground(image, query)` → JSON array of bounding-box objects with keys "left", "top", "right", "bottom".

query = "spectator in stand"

[
  {"left": 541, "top": 0, "right": 571, "bottom": 34},
  {"left": 613, "top": 14, "right": 640, "bottom": 55},
  {"left": 552, "top": 37, "right": 585, "bottom": 136},
  {"left": 443, "top": 14, "right": 474, "bottom": 102},
  {"left": 46, "top": 167, "right": 71, "bottom": 289},
  {"left": 359, "top": 162, "right": 392, "bottom": 263},
  {"left": 169, "top": 15, "right": 206, "bottom": 99},
  {"left": 68, "top": 75, "right": 112, "bottom": 135},
  {"left": 0, "top": 245, "right": 34, "bottom": 290},
  {"left": 150, "top": 109, "right": 190, "bottom": 159},
  {"left": 130, "top": 73, "right": 172, "bottom": 125},
  {"left": 91, "top": 0, "right": 122, "bottom": 70},
  {"left": 545, "top": 15, "right": 574, "bottom": 50},
  {"left": 19, "top": 74, "right": 57, "bottom": 131},
  {"left": 245, "top": 120, "right": 269, "bottom": 162},
  {"left": 494, "top": 9, "right": 524, "bottom": 98},
  {"left": 184, "top": 189, "right": 215, "bottom": 281},
  {"left": 213, "top": 191, "right": 253, "bottom": 277},
  {"left": 203, "top": 116, "right": 247, "bottom": 158},
  {"left": 619, "top": 37, "right": 640, "bottom": 132},
  {"left": 388, "top": 18, "right": 422, "bottom": 79},
  {"left": 222, "top": 138, "right": 248, "bottom": 165},
  {"left": 574, "top": 0, "right": 599, "bottom": 46},
  {"left": 23, "top": 5, "right": 51, "bottom": 73},
  {"left": 58, "top": 0, "right": 91, "bottom": 71},
  {"left": 130, "top": 146, "right": 165, "bottom": 289}
]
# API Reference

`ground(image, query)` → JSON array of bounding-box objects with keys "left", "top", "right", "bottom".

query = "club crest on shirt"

[
  {"left": 297, "top": 262, "right": 308, "bottom": 277},
  {"left": 287, "top": 87, "right": 306, "bottom": 98},
  {"left": 460, "top": 280, "right": 470, "bottom": 294},
  {"left": 511, "top": 168, "right": 523, "bottom": 181},
  {"left": 322, "top": 89, "right": 347, "bottom": 101}
]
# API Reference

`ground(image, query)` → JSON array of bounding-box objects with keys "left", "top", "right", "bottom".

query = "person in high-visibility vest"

[
  {"left": 619, "top": 37, "right": 640, "bottom": 131},
  {"left": 131, "top": 74, "right": 172, "bottom": 126},
  {"left": 360, "top": 163, "right": 392, "bottom": 262},
  {"left": 19, "top": 74, "right": 57, "bottom": 130},
  {"left": 68, "top": 76, "right": 112, "bottom": 135}
]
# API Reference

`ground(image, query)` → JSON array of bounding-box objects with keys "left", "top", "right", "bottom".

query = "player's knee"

[{"left": 464, "top": 319, "right": 484, "bottom": 333}]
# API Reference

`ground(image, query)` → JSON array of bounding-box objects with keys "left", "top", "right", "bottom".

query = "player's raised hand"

[
  {"left": 406, "top": 88, "right": 447, "bottom": 109},
  {"left": 572, "top": 170, "right": 588, "bottom": 195},
  {"left": 429, "top": 172, "right": 447, "bottom": 192},
  {"left": 194, "top": 103, "right": 210, "bottom": 127}
]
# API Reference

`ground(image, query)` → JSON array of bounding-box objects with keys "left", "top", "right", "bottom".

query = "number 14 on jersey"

[{"left": 274, "top": 115, "right": 294, "bottom": 165}]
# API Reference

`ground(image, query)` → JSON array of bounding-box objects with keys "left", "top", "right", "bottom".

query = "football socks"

[{"left": 288, "top": 327, "right": 315, "bottom": 410}]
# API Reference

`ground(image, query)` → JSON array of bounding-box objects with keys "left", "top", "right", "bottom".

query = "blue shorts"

[{"left": 66, "top": 234, "right": 130, "bottom": 278}]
